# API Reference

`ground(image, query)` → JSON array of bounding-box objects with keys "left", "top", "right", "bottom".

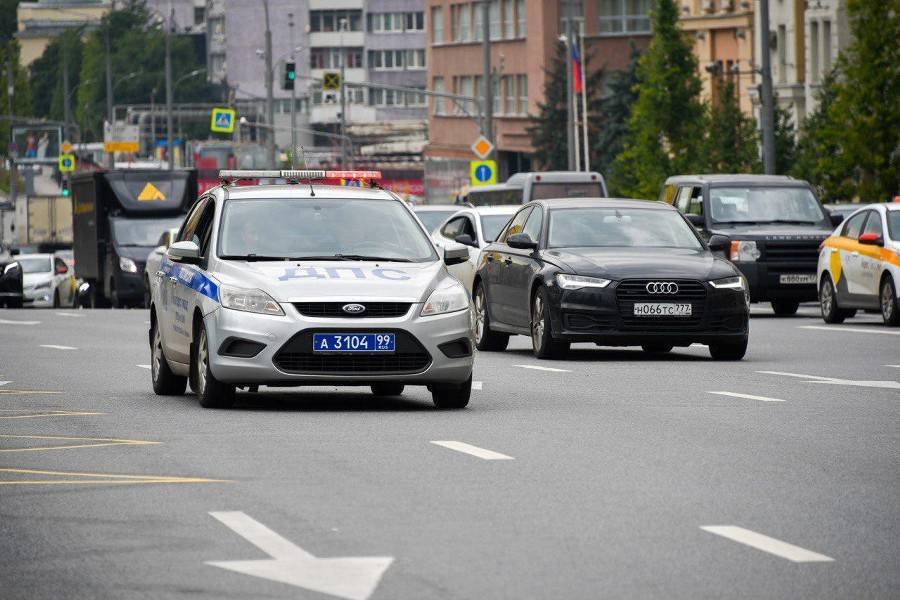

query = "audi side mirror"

[
  {"left": 507, "top": 233, "right": 538, "bottom": 250},
  {"left": 686, "top": 214, "right": 705, "bottom": 228},
  {"left": 444, "top": 246, "right": 469, "bottom": 266},
  {"left": 454, "top": 234, "right": 478, "bottom": 248},
  {"left": 858, "top": 232, "right": 883, "bottom": 246},
  {"left": 707, "top": 234, "right": 730, "bottom": 252},
  {"left": 168, "top": 240, "right": 201, "bottom": 264}
]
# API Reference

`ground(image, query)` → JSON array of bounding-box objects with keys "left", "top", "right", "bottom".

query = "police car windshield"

[
  {"left": 218, "top": 198, "right": 438, "bottom": 262},
  {"left": 548, "top": 208, "right": 702, "bottom": 249},
  {"left": 709, "top": 186, "right": 826, "bottom": 225}
]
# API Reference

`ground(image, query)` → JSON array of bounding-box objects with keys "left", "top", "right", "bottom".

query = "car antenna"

[{"left": 297, "top": 145, "right": 315, "bottom": 196}]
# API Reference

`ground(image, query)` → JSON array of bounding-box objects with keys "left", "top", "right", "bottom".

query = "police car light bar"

[{"left": 219, "top": 169, "right": 382, "bottom": 183}]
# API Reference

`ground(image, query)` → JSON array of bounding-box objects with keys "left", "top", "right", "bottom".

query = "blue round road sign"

[{"left": 475, "top": 164, "right": 492, "bottom": 182}]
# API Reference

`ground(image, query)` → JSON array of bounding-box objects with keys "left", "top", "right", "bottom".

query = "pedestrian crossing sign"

[
  {"left": 210, "top": 107, "right": 236, "bottom": 133},
  {"left": 58, "top": 153, "right": 76, "bottom": 173}
]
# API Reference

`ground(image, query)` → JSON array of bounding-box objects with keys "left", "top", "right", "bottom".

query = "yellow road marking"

[
  {"left": 0, "top": 467, "right": 228, "bottom": 486},
  {"left": 0, "top": 434, "right": 160, "bottom": 453},
  {"left": 0, "top": 409, "right": 105, "bottom": 420}
]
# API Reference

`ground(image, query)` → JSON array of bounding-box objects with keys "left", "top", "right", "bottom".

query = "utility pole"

[
  {"left": 339, "top": 17, "right": 348, "bottom": 167},
  {"left": 563, "top": 1, "right": 575, "bottom": 171},
  {"left": 263, "top": 0, "right": 276, "bottom": 167},
  {"left": 150, "top": 87, "right": 156, "bottom": 158},
  {"left": 288, "top": 12, "right": 297, "bottom": 166},
  {"left": 165, "top": 6, "right": 174, "bottom": 170},
  {"left": 759, "top": 0, "right": 776, "bottom": 174},
  {"left": 6, "top": 47, "right": 16, "bottom": 209},
  {"left": 62, "top": 39, "right": 73, "bottom": 142},
  {"left": 481, "top": 0, "right": 493, "bottom": 153},
  {"left": 105, "top": 1, "right": 115, "bottom": 168}
]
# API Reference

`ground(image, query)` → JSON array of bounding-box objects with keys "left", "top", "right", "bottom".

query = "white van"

[{"left": 465, "top": 171, "right": 608, "bottom": 206}]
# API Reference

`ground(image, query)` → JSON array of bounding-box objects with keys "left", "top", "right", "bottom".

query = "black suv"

[{"left": 660, "top": 175, "right": 841, "bottom": 315}]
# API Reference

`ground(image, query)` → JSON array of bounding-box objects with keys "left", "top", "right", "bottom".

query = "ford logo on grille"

[
  {"left": 342, "top": 303, "right": 366, "bottom": 314},
  {"left": 646, "top": 282, "right": 679, "bottom": 294}
]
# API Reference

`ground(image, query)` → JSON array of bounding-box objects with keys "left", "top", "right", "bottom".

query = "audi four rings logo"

[
  {"left": 646, "top": 282, "right": 679, "bottom": 294},
  {"left": 342, "top": 303, "right": 366, "bottom": 314}
]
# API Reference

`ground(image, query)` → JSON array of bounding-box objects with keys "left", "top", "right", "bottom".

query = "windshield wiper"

[
  {"left": 714, "top": 219, "right": 817, "bottom": 226},
  {"left": 220, "top": 255, "right": 297, "bottom": 261},
  {"left": 333, "top": 254, "right": 414, "bottom": 262},
  {"left": 763, "top": 219, "right": 820, "bottom": 225}
]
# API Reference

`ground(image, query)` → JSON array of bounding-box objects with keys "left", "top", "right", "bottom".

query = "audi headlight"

[
  {"left": 220, "top": 284, "right": 284, "bottom": 316},
  {"left": 34, "top": 280, "right": 51, "bottom": 290},
  {"left": 709, "top": 276, "right": 745, "bottom": 290},
  {"left": 3, "top": 262, "right": 18, "bottom": 275},
  {"left": 729, "top": 240, "right": 760, "bottom": 262},
  {"left": 555, "top": 274, "right": 611, "bottom": 290},
  {"left": 421, "top": 279, "right": 469, "bottom": 316},
  {"left": 119, "top": 256, "right": 138, "bottom": 273}
]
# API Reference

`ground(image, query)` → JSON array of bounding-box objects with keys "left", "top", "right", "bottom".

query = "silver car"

[{"left": 149, "top": 171, "right": 475, "bottom": 409}]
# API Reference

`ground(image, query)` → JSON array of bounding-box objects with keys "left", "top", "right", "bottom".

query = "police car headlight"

[
  {"left": 556, "top": 274, "right": 611, "bottom": 290},
  {"left": 119, "top": 257, "right": 138, "bottom": 273},
  {"left": 709, "top": 276, "right": 745, "bottom": 290},
  {"left": 220, "top": 284, "right": 284, "bottom": 316},
  {"left": 421, "top": 280, "right": 469, "bottom": 316}
]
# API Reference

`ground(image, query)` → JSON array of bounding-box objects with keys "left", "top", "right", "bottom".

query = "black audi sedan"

[{"left": 472, "top": 199, "right": 750, "bottom": 360}]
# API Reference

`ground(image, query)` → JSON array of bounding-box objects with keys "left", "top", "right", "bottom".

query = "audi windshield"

[
  {"left": 709, "top": 186, "right": 827, "bottom": 225},
  {"left": 548, "top": 208, "right": 702, "bottom": 249},
  {"left": 218, "top": 198, "right": 438, "bottom": 262}
]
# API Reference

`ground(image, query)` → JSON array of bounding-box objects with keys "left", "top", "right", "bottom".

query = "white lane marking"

[
  {"left": 55, "top": 312, "right": 82, "bottom": 317},
  {"left": 39, "top": 344, "right": 77, "bottom": 350},
  {"left": 207, "top": 511, "right": 393, "bottom": 600},
  {"left": 885, "top": 365, "right": 900, "bottom": 369},
  {"left": 0, "top": 319, "right": 40, "bottom": 325},
  {"left": 472, "top": 381, "right": 483, "bottom": 390},
  {"left": 799, "top": 325, "right": 900, "bottom": 337},
  {"left": 701, "top": 526, "right": 834, "bottom": 563},
  {"left": 430, "top": 440, "right": 514, "bottom": 460},
  {"left": 136, "top": 364, "right": 151, "bottom": 370},
  {"left": 708, "top": 391, "right": 785, "bottom": 403},
  {"left": 758, "top": 370, "right": 900, "bottom": 391},
  {"left": 0, "top": 382, "right": 10, "bottom": 387},
  {"left": 513, "top": 364, "right": 571, "bottom": 373}
]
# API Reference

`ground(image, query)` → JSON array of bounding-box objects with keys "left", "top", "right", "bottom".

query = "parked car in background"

[
  {"left": 463, "top": 171, "right": 608, "bottom": 206},
  {"left": 824, "top": 203, "right": 871, "bottom": 222},
  {"left": 144, "top": 228, "right": 181, "bottom": 308},
  {"left": 660, "top": 174, "right": 840, "bottom": 315},
  {"left": 0, "top": 245, "right": 24, "bottom": 308},
  {"left": 411, "top": 205, "right": 460, "bottom": 233},
  {"left": 431, "top": 205, "right": 518, "bottom": 292},
  {"left": 18, "top": 253, "right": 77, "bottom": 308},
  {"left": 818, "top": 203, "right": 900, "bottom": 326}
]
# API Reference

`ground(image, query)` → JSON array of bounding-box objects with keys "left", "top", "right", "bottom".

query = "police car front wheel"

[
  {"left": 194, "top": 326, "right": 235, "bottom": 409},
  {"left": 430, "top": 376, "right": 472, "bottom": 409},
  {"left": 151, "top": 320, "right": 186, "bottom": 395}
]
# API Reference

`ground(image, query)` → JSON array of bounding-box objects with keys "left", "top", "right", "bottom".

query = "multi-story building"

[
  {"left": 15, "top": 0, "right": 111, "bottom": 67},
  {"left": 679, "top": 0, "right": 756, "bottom": 113},
  {"left": 424, "top": 0, "right": 651, "bottom": 203},
  {"left": 803, "top": 0, "right": 848, "bottom": 115}
]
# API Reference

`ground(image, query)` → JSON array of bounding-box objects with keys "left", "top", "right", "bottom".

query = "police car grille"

[
  {"left": 294, "top": 302, "right": 412, "bottom": 318},
  {"left": 615, "top": 279, "right": 707, "bottom": 330},
  {"left": 273, "top": 330, "right": 431, "bottom": 375}
]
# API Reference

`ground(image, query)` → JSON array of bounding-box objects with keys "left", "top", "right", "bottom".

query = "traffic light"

[
  {"left": 283, "top": 61, "right": 296, "bottom": 90},
  {"left": 61, "top": 177, "right": 70, "bottom": 197}
]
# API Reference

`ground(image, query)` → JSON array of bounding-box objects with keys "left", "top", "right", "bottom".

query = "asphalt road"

[{"left": 1, "top": 305, "right": 898, "bottom": 599}]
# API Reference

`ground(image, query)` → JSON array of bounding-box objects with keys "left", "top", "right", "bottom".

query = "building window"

[
  {"left": 598, "top": 0, "right": 651, "bottom": 35},
  {"left": 516, "top": 0, "right": 526, "bottom": 37},
  {"left": 433, "top": 77, "right": 445, "bottom": 115},
  {"left": 194, "top": 6, "right": 205, "bottom": 25},
  {"left": 492, "top": 75, "right": 500, "bottom": 115},
  {"left": 453, "top": 3, "right": 472, "bottom": 42},
  {"left": 489, "top": 0, "right": 501, "bottom": 39},
  {"left": 310, "top": 10, "right": 362, "bottom": 32},
  {"left": 209, "top": 16, "right": 225, "bottom": 36},
  {"left": 561, "top": 0, "right": 584, "bottom": 36},
  {"left": 517, "top": 74, "right": 528, "bottom": 115},
  {"left": 502, "top": 0, "right": 515, "bottom": 38},
  {"left": 822, "top": 19, "right": 832, "bottom": 72},
  {"left": 810, "top": 20, "right": 820, "bottom": 83},
  {"left": 503, "top": 75, "right": 515, "bottom": 114},
  {"left": 369, "top": 12, "right": 423, "bottom": 33},
  {"left": 473, "top": 2, "right": 484, "bottom": 41},
  {"left": 455, "top": 75, "right": 475, "bottom": 114},
  {"left": 368, "top": 49, "right": 424, "bottom": 70},
  {"left": 405, "top": 49, "right": 426, "bottom": 69},
  {"left": 406, "top": 12, "right": 425, "bottom": 31},
  {"left": 431, "top": 6, "right": 444, "bottom": 43},
  {"left": 310, "top": 47, "right": 363, "bottom": 70},
  {"left": 777, "top": 25, "right": 786, "bottom": 83}
]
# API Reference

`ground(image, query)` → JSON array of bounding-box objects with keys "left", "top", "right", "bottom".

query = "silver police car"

[{"left": 149, "top": 170, "right": 475, "bottom": 409}]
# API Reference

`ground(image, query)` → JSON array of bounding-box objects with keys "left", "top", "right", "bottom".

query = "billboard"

[{"left": 11, "top": 125, "right": 63, "bottom": 164}]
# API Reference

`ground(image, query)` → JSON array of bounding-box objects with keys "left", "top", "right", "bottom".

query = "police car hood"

[{"left": 214, "top": 260, "right": 444, "bottom": 303}]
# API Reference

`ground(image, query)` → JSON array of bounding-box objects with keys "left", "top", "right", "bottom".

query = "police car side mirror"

[
  {"left": 444, "top": 246, "right": 469, "bottom": 266},
  {"left": 169, "top": 240, "right": 201, "bottom": 264},
  {"left": 707, "top": 234, "right": 730, "bottom": 252},
  {"left": 830, "top": 213, "right": 844, "bottom": 227},
  {"left": 507, "top": 233, "right": 538, "bottom": 250}
]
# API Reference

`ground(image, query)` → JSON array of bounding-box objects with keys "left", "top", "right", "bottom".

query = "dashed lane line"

[
  {"left": 701, "top": 526, "right": 834, "bottom": 563},
  {"left": 55, "top": 312, "right": 82, "bottom": 317},
  {"left": 799, "top": 325, "right": 900, "bottom": 337},
  {"left": 0, "top": 389, "right": 64, "bottom": 396},
  {"left": 0, "top": 467, "right": 228, "bottom": 486},
  {"left": 39, "top": 344, "right": 77, "bottom": 350},
  {"left": 0, "top": 409, "right": 105, "bottom": 420},
  {"left": 885, "top": 365, "right": 900, "bottom": 369},
  {"left": 136, "top": 364, "right": 151, "bottom": 370},
  {"left": 0, "top": 381, "right": 9, "bottom": 387},
  {"left": 0, "top": 434, "right": 159, "bottom": 453},
  {"left": 430, "top": 441, "right": 514, "bottom": 461},
  {"left": 513, "top": 364, "right": 572, "bottom": 373},
  {"left": 0, "top": 318, "right": 40, "bottom": 325},
  {"left": 472, "top": 381, "right": 483, "bottom": 390},
  {"left": 708, "top": 391, "right": 785, "bottom": 403},
  {"left": 758, "top": 370, "right": 900, "bottom": 391}
]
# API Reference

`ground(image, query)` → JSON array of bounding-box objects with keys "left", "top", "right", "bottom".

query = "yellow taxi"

[{"left": 817, "top": 203, "right": 900, "bottom": 326}]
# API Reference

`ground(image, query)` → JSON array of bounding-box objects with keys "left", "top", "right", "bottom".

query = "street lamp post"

[
  {"left": 263, "top": 0, "right": 276, "bottom": 167},
  {"left": 758, "top": 0, "right": 777, "bottom": 174},
  {"left": 339, "top": 17, "right": 348, "bottom": 167},
  {"left": 165, "top": 6, "right": 174, "bottom": 170},
  {"left": 288, "top": 13, "right": 297, "bottom": 166}
]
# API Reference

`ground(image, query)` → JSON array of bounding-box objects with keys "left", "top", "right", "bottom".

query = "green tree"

[
  {"left": 703, "top": 77, "right": 759, "bottom": 173},
  {"left": 29, "top": 31, "right": 84, "bottom": 124},
  {"left": 593, "top": 45, "right": 639, "bottom": 194},
  {"left": 773, "top": 103, "right": 796, "bottom": 175},
  {"left": 528, "top": 42, "right": 604, "bottom": 171},
  {"left": 0, "top": 41, "right": 32, "bottom": 155},
  {"left": 612, "top": 0, "right": 707, "bottom": 198},
  {"left": 0, "top": 0, "right": 19, "bottom": 44}
]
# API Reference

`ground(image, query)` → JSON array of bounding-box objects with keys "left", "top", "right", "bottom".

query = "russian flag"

[{"left": 571, "top": 39, "right": 583, "bottom": 94}]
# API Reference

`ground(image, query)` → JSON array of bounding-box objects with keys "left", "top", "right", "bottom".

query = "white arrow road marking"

[
  {"left": 39, "top": 344, "right": 77, "bottom": 350},
  {"left": 207, "top": 511, "right": 393, "bottom": 600},
  {"left": 430, "top": 440, "right": 514, "bottom": 460},
  {"left": 708, "top": 391, "right": 785, "bottom": 403},
  {"left": 799, "top": 325, "right": 900, "bottom": 337},
  {"left": 701, "top": 526, "right": 833, "bottom": 563},
  {"left": 472, "top": 380, "right": 483, "bottom": 390},
  {"left": 513, "top": 364, "right": 571, "bottom": 373},
  {"left": 55, "top": 312, "right": 82, "bottom": 317},
  {"left": 0, "top": 319, "right": 40, "bottom": 325},
  {"left": 136, "top": 364, "right": 151, "bottom": 370},
  {"left": 757, "top": 370, "right": 900, "bottom": 391}
]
